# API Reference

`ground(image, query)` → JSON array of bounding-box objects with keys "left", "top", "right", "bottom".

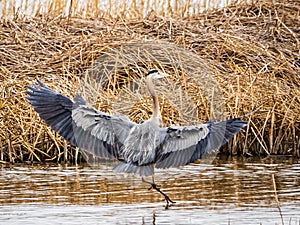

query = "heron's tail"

[{"left": 113, "top": 162, "right": 154, "bottom": 177}]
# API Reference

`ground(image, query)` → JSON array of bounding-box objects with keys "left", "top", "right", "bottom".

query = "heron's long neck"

[{"left": 146, "top": 77, "right": 160, "bottom": 118}]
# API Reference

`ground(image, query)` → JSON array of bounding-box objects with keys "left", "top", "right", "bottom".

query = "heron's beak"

[{"left": 158, "top": 72, "right": 170, "bottom": 78}]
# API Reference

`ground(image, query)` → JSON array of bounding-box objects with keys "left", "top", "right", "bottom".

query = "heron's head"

[{"left": 146, "top": 69, "right": 169, "bottom": 80}]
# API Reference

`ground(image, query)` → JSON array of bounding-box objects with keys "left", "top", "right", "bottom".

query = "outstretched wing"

[
  {"left": 26, "top": 81, "right": 135, "bottom": 160},
  {"left": 155, "top": 118, "right": 248, "bottom": 169}
]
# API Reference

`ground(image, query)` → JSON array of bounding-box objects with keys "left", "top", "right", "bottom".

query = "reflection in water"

[{"left": 0, "top": 157, "right": 299, "bottom": 225}]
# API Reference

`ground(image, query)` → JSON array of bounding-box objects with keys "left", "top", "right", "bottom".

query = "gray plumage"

[{"left": 26, "top": 71, "right": 248, "bottom": 177}]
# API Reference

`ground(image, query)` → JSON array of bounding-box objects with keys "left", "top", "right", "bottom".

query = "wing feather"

[
  {"left": 160, "top": 125, "right": 210, "bottom": 154},
  {"left": 26, "top": 81, "right": 135, "bottom": 160},
  {"left": 155, "top": 118, "right": 247, "bottom": 169}
]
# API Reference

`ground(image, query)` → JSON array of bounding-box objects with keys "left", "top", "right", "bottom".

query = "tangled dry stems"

[{"left": 0, "top": 0, "right": 299, "bottom": 163}]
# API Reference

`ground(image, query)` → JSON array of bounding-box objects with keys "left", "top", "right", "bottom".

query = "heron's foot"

[
  {"left": 151, "top": 183, "right": 175, "bottom": 209},
  {"left": 143, "top": 178, "right": 175, "bottom": 209}
]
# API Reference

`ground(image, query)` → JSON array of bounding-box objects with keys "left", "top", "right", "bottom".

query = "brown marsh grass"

[
  {"left": 1, "top": 0, "right": 249, "bottom": 19},
  {"left": 0, "top": 0, "right": 299, "bottom": 163}
]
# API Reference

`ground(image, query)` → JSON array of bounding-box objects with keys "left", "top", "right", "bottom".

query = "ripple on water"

[{"left": 0, "top": 157, "right": 299, "bottom": 225}]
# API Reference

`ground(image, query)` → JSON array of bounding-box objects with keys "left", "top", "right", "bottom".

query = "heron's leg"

[{"left": 142, "top": 176, "right": 175, "bottom": 209}]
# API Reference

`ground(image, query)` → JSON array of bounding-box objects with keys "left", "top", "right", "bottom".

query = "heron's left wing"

[
  {"left": 26, "top": 80, "right": 135, "bottom": 160},
  {"left": 155, "top": 118, "right": 248, "bottom": 169}
]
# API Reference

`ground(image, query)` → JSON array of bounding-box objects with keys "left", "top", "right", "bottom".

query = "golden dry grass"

[
  {"left": 1, "top": 0, "right": 247, "bottom": 19},
  {"left": 0, "top": 0, "right": 299, "bottom": 163}
]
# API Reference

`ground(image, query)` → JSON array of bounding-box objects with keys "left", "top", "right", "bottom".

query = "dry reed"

[
  {"left": 272, "top": 174, "right": 284, "bottom": 225},
  {"left": 0, "top": 0, "right": 299, "bottom": 163}
]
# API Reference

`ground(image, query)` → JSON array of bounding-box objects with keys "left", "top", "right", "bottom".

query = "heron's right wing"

[
  {"left": 26, "top": 81, "right": 135, "bottom": 160},
  {"left": 155, "top": 118, "right": 248, "bottom": 169}
]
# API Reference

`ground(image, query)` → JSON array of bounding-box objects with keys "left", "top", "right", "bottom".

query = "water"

[{"left": 0, "top": 157, "right": 299, "bottom": 225}]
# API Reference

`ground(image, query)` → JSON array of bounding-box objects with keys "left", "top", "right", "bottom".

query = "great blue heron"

[{"left": 26, "top": 69, "right": 248, "bottom": 208}]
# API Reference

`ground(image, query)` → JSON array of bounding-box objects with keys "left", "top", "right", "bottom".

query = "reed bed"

[{"left": 0, "top": 0, "right": 299, "bottom": 163}]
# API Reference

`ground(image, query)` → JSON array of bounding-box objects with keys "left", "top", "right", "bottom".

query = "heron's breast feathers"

[{"left": 121, "top": 123, "right": 162, "bottom": 165}]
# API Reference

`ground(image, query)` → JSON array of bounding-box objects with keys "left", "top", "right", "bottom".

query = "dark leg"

[{"left": 142, "top": 176, "right": 175, "bottom": 209}]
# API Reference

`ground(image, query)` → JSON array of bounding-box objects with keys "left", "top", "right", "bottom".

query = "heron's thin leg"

[{"left": 142, "top": 177, "right": 175, "bottom": 209}]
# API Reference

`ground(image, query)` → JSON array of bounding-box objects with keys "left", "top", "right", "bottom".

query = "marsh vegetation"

[{"left": 0, "top": 0, "right": 299, "bottom": 163}]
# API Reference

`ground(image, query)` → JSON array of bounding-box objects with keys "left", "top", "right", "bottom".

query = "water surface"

[{"left": 0, "top": 156, "right": 299, "bottom": 225}]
